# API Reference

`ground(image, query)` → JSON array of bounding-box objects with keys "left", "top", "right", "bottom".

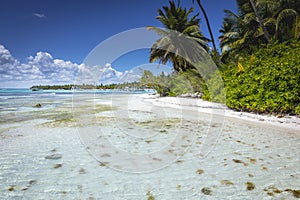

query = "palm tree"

[
  {"left": 193, "top": 0, "right": 217, "bottom": 53},
  {"left": 148, "top": 0, "right": 209, "bottom": 72},
  {"left": 219, "top": 9, "right": 263, "bottom": 60},
  {"left": 256, "top": 0, "right": 300, "bottom": 42},
  {"left": 249, "top": 0, "right": 270, "bottom": 42},
  {"left": 219, "top": 0, "right": 300, "bottom": 61}
]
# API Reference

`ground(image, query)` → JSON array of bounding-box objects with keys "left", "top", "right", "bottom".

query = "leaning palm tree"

[
  {"left": 147, "top": 0, "right": 209, "bottom": 72},
  {"left": 193, "top": 0, "right": 217, "bottom": 53}
]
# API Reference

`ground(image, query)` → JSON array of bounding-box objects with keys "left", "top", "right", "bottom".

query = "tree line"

[{"left": 30, "top": 82, "right": 143, "bottom": 90}]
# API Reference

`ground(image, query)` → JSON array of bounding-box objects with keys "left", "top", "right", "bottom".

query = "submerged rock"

[
  {"left": 34, "top": 103, "right": 42, "bottom": 108},
  {"left": 28, "top": 180, "right": 37, "bottom": 185},
  {"left": 53, "top": 164, "right": 62, "bottom": 168},
  {"left": 8, "top": 185, "right": 15, "bottom": 191}
]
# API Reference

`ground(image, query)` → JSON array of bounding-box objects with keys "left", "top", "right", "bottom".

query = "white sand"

[
  {"left": 0, "top": 94, "right": 299, "bottom": 199},
  {"left": 142, "top": 94, "right": 300, "bottom": 132}
]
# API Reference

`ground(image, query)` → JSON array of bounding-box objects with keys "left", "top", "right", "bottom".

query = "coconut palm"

[
  {"left": 219, "top": 9, "right": 263, "bottom": 60},
  {"left": 193, "top": 0, "right": 217, "bottom": 53},
  {"left": 219, "top": 0, "right": 300, "bottom": 61},
  {"left": 256, "top": 0, "right": 300, "bottom": 42},
  {"left": 249, "top": 0, "right": 270, "bottom": 42},
  {"left": 147, "top": 0, "right": 209, "bottom": 72}
]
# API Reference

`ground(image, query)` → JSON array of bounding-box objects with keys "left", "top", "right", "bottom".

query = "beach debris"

[
  {"left": 201, "top": 187, "right": 212, "bottom": 195},
  {"left": 246, "top": 182, "right": 255, "bottom": 190},
  {"left": 53, "top": 164, "right": 62, "bottom": 168},
  {"left": 221, "top": 180, "right": 234, "bottom": 186},
  {"left": 179, "top": 92, "right": 203, "bottom": 98},
  {"left": 45, "top": 153, "right": 62, "bottom": 160},
  {"left": 34, "top": 103, "right": 42, "bottom": 108},
  {"left": 196, "top": 169, "right": 204, "bottom": 175}
]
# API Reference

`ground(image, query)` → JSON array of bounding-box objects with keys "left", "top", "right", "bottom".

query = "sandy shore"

[
  {"left": 0, "top": 93, "right": 299, "bottom": 199},
  {"left": 142, "top": 94, "right": 300, "bottom": 133}
]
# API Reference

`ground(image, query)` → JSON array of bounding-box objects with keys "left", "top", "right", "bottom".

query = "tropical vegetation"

[
  {"left": 142, "top": 0, "right": 300, "bottom": 115},
  {"left": 219, "top": 0, "right": 300, "bottom": 62},
  {"left": 147, "top": 0, "right": 209, "bottom": 72}
]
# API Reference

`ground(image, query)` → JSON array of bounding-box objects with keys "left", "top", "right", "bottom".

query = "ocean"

[{"left": 0, "top": 88, "right": 154, "bottom": 124}]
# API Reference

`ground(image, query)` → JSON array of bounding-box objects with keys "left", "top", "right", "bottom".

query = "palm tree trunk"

[
  {"left": 195, "top": 0, "right": 217, "bottom": 52},
  {"left": 249, "top": 0, "right": 270, "bottom": 43}
]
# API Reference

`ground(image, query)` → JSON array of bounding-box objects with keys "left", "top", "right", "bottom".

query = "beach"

[{"left": 0, "top": 90, "right": 299, "bottom": 199}]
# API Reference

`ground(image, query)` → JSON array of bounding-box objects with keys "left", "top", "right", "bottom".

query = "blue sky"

[{"left": 0, "top": 0, "right": 237, "bottom": 87}]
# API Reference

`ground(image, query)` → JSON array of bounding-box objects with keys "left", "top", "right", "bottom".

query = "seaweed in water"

[
  {"left": 196, "top": 169, "right": 204, "bottom": 175},
  {"left": 221, "top": 180, "right": 234, "bottom": 186},
  {"left": 246, "top": 182, "right": 255, "bottom": 190},
  {"left": 201, "top": 187, "right": 212, "bottom": 195},
  {"left": 146, "top": 190, "right": 155, "bottom": 200}
]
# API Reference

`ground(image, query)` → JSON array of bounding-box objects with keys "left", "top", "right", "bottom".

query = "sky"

[{"left": 0, "top": 0, "right": 237, "bottom": 88}]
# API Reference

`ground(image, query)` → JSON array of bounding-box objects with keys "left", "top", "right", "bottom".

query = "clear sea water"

[
  {"left": 0, "top": 88, "right": 153, "bottom": 110},
  {"left": 0, "top": 88, "right": 299, "bottom": 199}
]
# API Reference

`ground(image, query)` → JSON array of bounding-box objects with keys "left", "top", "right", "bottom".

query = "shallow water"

[{"left": 0, "top": 91, "right": 299, "bottom": 199}]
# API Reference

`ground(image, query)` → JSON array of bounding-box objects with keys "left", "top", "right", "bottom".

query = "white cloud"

[
  {"left": 33, "top": 13, "right": 46, "bottom": 18},
  {"left": 0, "top": 44, "right": 142, "bottom": 88},
  {"left": 0, "top": 45, "right": 19, "bottom": 67}
]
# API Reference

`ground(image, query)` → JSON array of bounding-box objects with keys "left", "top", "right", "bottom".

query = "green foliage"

[
  {"left": 148, "top": 0, "right": 209, "bottom": 72},
  {"left": 219, "top": 0, "right": 300, "bottom": 61},
  {"left": 201, "top": 70, "right": 226, "bottom": 103},
  {"left": 140, "top": 69, "right": 204, "bottom": 97},
  {"left": 222, "top": 40, "right": 300, "bottom": 115}
]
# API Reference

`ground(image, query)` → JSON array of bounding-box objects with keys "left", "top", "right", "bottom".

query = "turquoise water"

[
  {"left": 0, "top": 88, "right": 154, "bottom": 124},
  {"left": 0, "top": 88, "right": 152, "bottom": 108}
]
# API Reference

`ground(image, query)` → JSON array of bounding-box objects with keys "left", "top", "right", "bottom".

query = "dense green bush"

[
  {"left": 140, "top": 69, "right": 205, "bottom": 97},
  {"left": 140, "top": 40, "right": 300, "bottom": 115},
  {"left": 223, "top": 40, "right": 300, "bottom": 115}
]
